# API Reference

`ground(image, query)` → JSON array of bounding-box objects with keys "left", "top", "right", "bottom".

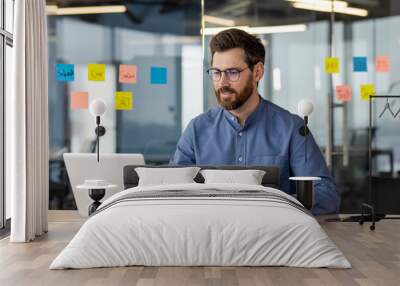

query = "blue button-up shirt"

[{"left": 170, "top": 97, "right": 340, "bottom": 214}]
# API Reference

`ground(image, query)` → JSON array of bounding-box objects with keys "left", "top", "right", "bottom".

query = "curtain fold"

[{"left": 8, "top": 0, "right": 49, "bottom": 242}]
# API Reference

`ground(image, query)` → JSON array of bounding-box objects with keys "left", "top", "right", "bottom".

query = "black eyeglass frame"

[{"left": 206, "top": 66, "right": 250, "bottom": 82}]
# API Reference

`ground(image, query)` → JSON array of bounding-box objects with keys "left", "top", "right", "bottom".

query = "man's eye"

[{"left": 226, "top": 69, "right": 239, "bottom": 76}]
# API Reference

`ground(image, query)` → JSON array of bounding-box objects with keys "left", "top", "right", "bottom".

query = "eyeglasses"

[{"left": 206, "top": 67, "right": 249, "bottom": 82}]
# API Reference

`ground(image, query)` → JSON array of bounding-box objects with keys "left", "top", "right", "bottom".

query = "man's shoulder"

[
  {"left": 190, "top": 106, "right": 223, "bottom": 127},
  {"left": 265, "top": 99, "right": 303, "bottom": 125}
]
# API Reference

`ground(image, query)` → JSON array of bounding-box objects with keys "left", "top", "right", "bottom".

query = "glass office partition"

[
  {"left": 203, "top": 0, "right": 400, "bottom": 213},
  {"left": 47, "top": 1, "right": 202, "bottom": 209},
  {"left": 48, "top": 0, "right": 400, "bottom": 212}
]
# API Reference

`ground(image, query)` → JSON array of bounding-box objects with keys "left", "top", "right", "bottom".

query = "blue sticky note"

[
  {"left": 150, "top": 67, "right": 167, "bottom": 84},
  {"left": 353, "top": 57, "right": 367, "bottom": 72},
  {"left": 56, "top": 64, "right": 75, "bottom": 81}
]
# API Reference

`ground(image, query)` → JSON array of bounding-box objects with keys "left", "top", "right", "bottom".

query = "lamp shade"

[
  {"left": 89, "top": 98, "right": 107, "bottom": 117},
  {"left": 297, "top": 99, "right": 314, "bottom": 117}
]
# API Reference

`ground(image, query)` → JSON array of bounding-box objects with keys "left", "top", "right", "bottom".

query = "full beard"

[{"left": 215, "top": 79, "right": 254, "bottom": 110}]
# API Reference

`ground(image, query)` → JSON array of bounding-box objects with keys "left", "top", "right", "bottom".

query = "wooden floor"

[{"left": 0, "top": 211, "right": 399, "bottom": 286}]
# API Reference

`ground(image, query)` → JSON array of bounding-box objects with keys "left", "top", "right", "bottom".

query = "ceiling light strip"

[
  {"left": 286, "top": 0, "right": 348, "bottom": 8},
  {"left": 46, "top": 5, "right": 127, "bottom": 16},
  {"left": 202, "top": 24, "right": 307, "bottom": 36},
  {"left": 203, "top": 15, "right": 236, "bottom": 27},
  {"left": 250, "top": 24, "right": 307, "bottom": 34},
  {"left": 292, "top": 2, "right": 368, "bottom": 17}
]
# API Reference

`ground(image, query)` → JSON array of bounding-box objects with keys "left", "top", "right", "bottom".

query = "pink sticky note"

[
  {"left": 335, "top": 85, "right": 352, "bottom": 101},
  {"left": 376, "top": 56, "right": 389, "bottom": 72},
  {"left": 119, "top": 65, "right": 137, "bottom": 84},
  {"left": 70, "top": 92, "right": 89, "bottom": 109}
]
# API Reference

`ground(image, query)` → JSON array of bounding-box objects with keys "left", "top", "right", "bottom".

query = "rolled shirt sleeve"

[{"left": 170, "top": 120, "right": 196, "bottom": 165}]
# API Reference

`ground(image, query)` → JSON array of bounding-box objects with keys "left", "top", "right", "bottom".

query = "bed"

[{"left": 50, "top": 165, "right": 350, "bottom": 269}]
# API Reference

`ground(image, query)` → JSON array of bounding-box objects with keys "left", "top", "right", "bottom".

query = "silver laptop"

[{"left": 63, "top": 153, "right": 145, "bottom": 217}]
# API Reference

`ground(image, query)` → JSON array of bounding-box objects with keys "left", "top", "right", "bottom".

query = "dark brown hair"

[{"left": 209, "top": 28, "right": 265, "bottom": 68}]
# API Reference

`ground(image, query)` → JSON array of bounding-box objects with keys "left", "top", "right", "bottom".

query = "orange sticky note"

[
  {"left": 360, "top": 84, "right": 375, "bottom": 101},
  {"left": 115, "top": 91, "right": 133, "bottom": 110},
  {"left": 88, "top": 64, "right": 106, "bottom": 81},
  {"left": 335, "top": 85, "right": 352, "bottom": 101},
  {"left": 325, "top": 57, "right": 339, "bottom": 74},
  {"left": 119, "top": 65, "right": 137, "bottom": 84},
  {"left": 376, "top": 56, "right": 389, "bottom": 72},
  {"left": 70, "top": 92, "right": 89, "bottom": 109}
]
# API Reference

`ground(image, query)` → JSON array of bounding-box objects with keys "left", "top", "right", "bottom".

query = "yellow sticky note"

[
  {"left": 325, "top": 57, "right": 339, "bottom": 74},
  {"left": 115, "top": 91, "right": 133, "bottom": 110},
  {"left": 88, "top": 64, "right": 106, "bottom": 81},
  {"left": 360, "top": 84, "right": 375, "bottom": 101}
]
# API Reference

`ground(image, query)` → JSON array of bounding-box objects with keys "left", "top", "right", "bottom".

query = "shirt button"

[
  {"left": 238, "top": 132, "right": 243, "bottom": 137},
  {"left": 231, "top": 116, "right": 235, "bottom": 121},
  {"left": 238, "top": 156, "right": 243, "bottom": 162}
]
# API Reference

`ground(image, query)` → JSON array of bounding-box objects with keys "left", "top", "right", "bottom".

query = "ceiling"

[
  {"left": 205, "top": 0, "right": 399, "bottom": 26},
  {"left": 45, "top": 0, "right": 400, "bottom": 34},
  {"left": 47, "top": 0, "right": 195, "bottom": 13}
]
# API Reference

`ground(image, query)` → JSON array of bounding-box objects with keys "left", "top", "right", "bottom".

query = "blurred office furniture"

[{"left": 64, "top": 153, "right": 145, "bottom": 217}]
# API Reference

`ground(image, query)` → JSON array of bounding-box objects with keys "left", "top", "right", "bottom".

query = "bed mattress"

[{"left": 50, "top": 183, "right": 350, "bottom": 269}]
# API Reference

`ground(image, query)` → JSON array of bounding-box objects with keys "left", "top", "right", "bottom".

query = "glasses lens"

[
  {"left": 208, "top": 69, "right": 221, "bottom": 81},
  {"left": 226, "top": 69, "right": 240, "bottom": 81}
]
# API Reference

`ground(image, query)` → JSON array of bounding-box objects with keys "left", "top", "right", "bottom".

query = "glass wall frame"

[{"left": 1, "top": 0, "right": 14, "bottom": 230}]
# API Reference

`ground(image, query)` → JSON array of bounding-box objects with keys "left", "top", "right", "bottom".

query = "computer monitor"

[{"left": 63, "top": 153, "right": 145, "bottom": 217}]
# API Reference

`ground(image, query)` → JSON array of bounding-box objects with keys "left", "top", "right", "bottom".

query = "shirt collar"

[
  {"left": 223, "top": 108, "right": 241, "bottom": 130},
  {"left": 222, "top": 95, "right": 266, "bottom": 130},
  {"left": 244, "top": 95, "right": 266, "bottom": 128}
]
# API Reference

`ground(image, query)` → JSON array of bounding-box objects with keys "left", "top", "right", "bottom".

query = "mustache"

[{"left": 217, "top": 86, "right": 237, "bottom": 95}]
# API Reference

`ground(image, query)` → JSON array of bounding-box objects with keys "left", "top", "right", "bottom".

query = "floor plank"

[{"left": 0, "top": 211, "right": 399, "bottom": 286}]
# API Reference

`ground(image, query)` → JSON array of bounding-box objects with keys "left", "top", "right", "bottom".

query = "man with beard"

[{"left": 170, "top": 28, "right": 339, "bottom": 214}]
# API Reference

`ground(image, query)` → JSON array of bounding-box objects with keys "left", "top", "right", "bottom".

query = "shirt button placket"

[{"left": 237, "top": 130, "right": 244, "bottom": 165}]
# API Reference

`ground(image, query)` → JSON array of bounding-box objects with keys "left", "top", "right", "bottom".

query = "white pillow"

[
  {"left": 200, "top": 169, "right": 266, "bottom": 185},
  {"left": 135, "top": 167, "right": 201, "bottom": 186}
]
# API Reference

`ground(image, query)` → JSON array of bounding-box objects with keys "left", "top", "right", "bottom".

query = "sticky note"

[
  {"left": 360, "top": 84, "right": 375, "bottom": 101},
  {"left": 376, "top": 56, "right": 389, "bottom": 72},
  {"left": 325, "top": 58, "right": 339, "bottom": 74},
  {"left": 335, "top": 85, "right": 352, "bottom": 101},
  {"left": 70, "top": 92, "right": 88, "bottom": 109},
  {"left": 56, "top": 64, "right": 74, "bottom": 81},
  {"left": 353, "top": 57, "right": 368, "bottom": 72},
  {"left": 151, "top": 67, "right": 167, "bottom": 84},
  {"left": 115, "top": 91, "right": 133, "bottom": 110},
  {"left": 88, "top": 64, "right": 106, "bottom": 81},
  {"left": 119, "top": 65, "right": 137, "bottom": 84}
]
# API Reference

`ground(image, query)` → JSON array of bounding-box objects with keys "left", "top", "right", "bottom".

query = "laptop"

[{"left": 63, "top": 153, "right": 145, "bottom": 217}]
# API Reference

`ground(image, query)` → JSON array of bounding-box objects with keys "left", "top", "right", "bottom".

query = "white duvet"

[{"left": 50, "top": 183, "right": 351, "bottom": 269}]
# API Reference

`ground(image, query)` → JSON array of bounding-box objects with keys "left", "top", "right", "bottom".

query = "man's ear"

[{"left": 253, "top": 62, "right": 264, "bottom": 82}]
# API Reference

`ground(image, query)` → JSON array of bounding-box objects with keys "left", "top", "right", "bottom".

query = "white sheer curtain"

[{"left": 7, "top": 0, "right": 49, "bottom": 242}]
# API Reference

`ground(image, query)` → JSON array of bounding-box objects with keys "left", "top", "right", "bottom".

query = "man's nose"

[{"left": 218, "top": 72, "right": 230, "bottom": 87}]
